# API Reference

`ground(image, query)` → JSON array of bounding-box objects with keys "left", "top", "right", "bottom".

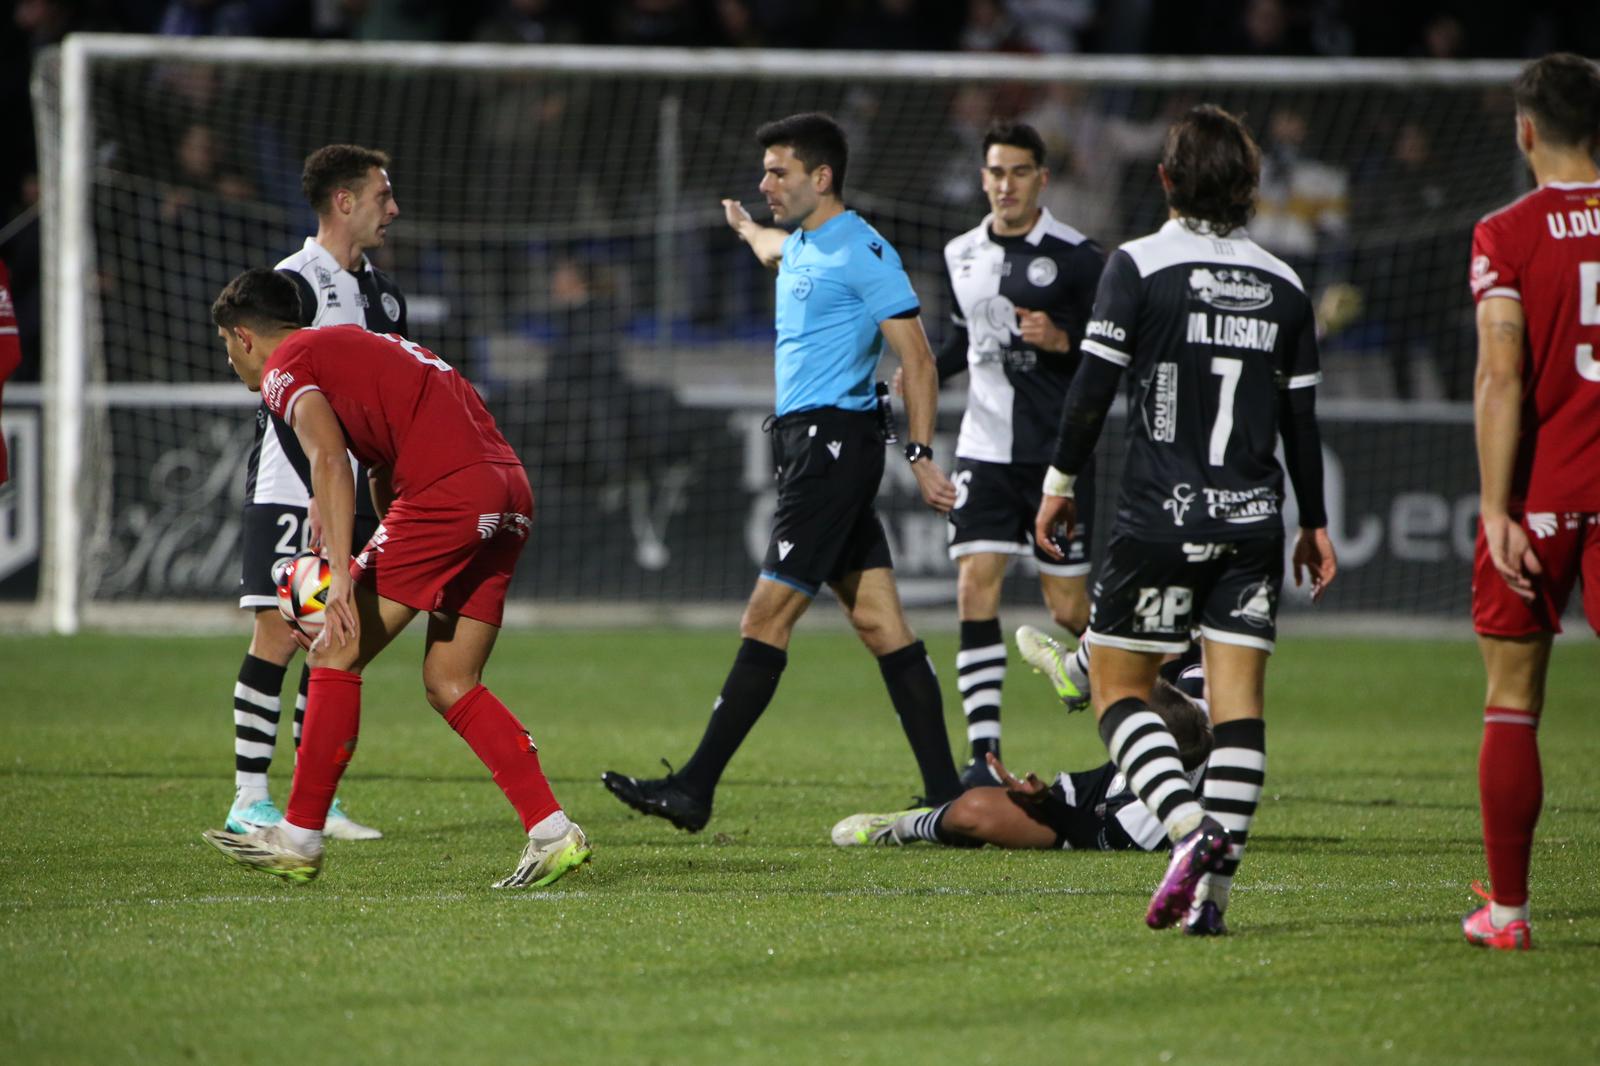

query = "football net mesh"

[{"left": 32, "top": 42, "right": 1522, "bottom": 623}]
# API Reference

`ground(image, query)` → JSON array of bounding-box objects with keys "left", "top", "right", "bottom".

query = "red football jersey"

[
  {"left": 261, "top": 325, "right": 520, "bottom": 497},
  {"left": 1470, "top": 180, "right": 1600, "bottom": 512},
  {"left": 0, "top": 259, "right": 22, "bottom": 486}
]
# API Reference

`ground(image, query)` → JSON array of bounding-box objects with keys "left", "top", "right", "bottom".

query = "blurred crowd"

[{"left": 1, "top": 0, "right": 1595, "bottom": 398}]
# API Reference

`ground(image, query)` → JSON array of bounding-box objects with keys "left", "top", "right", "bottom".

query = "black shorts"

[
  {"left": 761, "top": 408, "right": 892, "bottom": 595},
  {"left": 948, "top": 457, "right": 1093, "bottom": 577},
  {"left": 1017, "top": 762, "right": 1163, "bottom": 852},
  {"left": 1086, "top": 531, "right": 1284, "bottom": 655},
  {"left": 238, "top": 503, "right": 381, "bottom": 609}
]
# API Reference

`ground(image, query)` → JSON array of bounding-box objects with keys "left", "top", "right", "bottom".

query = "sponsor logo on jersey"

[
  {"left": 1150, "top": 363, "right": 1178, "bottom": 443},
  {"left": 1163, "top": 483, "right": 1197, "bottom": 526},
  {"left": 1469, "top": 254, "right": 1500, "bottom": 295},
  {"left": 969, "top": 294, "right": 1023, "bottom": 354},
  {"left": 1085, "top": 319, "right": 1126, "bottom": 343},
  {"left": 381, "top": 292, "right": 401, "bottom": 322},
  {"left": 1026, "top": 256, "right": 1058, "bottom": 286},
  {"left": 1188, "top": 268, "right": 1273, "bottom": 311},
  {"left": 262, "top": 368, "right": 294, "bottom": 410},
  {"left": 1202, "top": 485, "right": 1278, "bottom": 523},
  {"left": 0, "top": 285, "right": 13, "bottom": 318},
  {"left": 1545, "top": 207, "right": 1600, "bottom": 239},
  {"left": 1229, "top": 578, "right": 1275, "bottom": 628},
  {"left": 792, "top": 276, "right": 813, "bottom": 301}
]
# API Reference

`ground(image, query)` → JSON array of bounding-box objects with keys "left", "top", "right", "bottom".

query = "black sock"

[
  {"left": 957, "top": 618, "right": 1005, "bottom": 761},
  {"left": 676, "top": 638, "right": 788, "bottom": 798},
  {"left": 879, "top": 640, "right": 963, "bottom": 805},
  {"left": 234, "top": 654, "right": 287, "bottom": 791}
]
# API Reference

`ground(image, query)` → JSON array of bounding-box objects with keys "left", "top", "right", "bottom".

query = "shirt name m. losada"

[{"left": 1185, "top": 312, "right": 1280, "bottom": 352}]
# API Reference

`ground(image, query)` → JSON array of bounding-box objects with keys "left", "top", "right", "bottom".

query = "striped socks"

[
  {"left": 1099, "top": 697, "right": 1206, "bottom": 844},
  {"left": 957, "top": 619, "right": 1006, "bottom": 760},
  {"left": 1194, "top": 718, "right": 1266, "bottom": 915},
  {"left": 233, "top": 654, "right": 286, "bottom": 799}
]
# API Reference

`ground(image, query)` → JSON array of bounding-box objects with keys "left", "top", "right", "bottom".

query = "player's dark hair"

[
  {"left": 302, "top": 144, "right": 391, "bottom": 214},
  {"left": 1161, "top": 104, "right": 1260, "bottom": 236},
  {"left": 1513, "top": 53, "right": 1600, "bottom": 152},
  {"left": 211, "top": 268, "right": 302, "bottom": 332},
  {"left": 982, "top": 121, "right": 1048, "bottom": 167},
  {"left": 1150, "top": 680, "right": 1214, "bottom": 772},
  {"left": 756, "top": 112, "right": 848, "bottom": 197}
]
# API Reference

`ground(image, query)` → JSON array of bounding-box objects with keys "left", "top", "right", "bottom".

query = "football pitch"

[{"left": 3, "top": 629, "right": 1597, "bottom": 1065}]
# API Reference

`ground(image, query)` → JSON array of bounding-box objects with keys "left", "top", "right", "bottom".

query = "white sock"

[
  {"left": 234, "top": 783, "right": 270, "bottom": 807},
  {"left": 529, "top": 809, "right": 573, "bottom": 840},
  {"left": 278, "top": 818, "right": 324, "bottom": 857},
  {"left": 1067, "top": 644, "right": 1090, "bottom": 694},
  {"left": 1491, "top": 901, "right": 1529, "bottom": 927}
]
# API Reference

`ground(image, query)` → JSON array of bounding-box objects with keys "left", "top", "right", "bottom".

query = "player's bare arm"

[
  {"left": 1473, "top": 295, "right": 1539, "bottom": 600},
  {"left": 290, "top": 390, "right": 360, "bottom": 648},
  {"left": 722, "top": 199, "right": 785, "bottom": 270},
  {"left": 1291, "top": 528, "right": 1338, "bottom": 602},
  {"left": 879, "top": 314, "right": 957, "bottom": 513}
]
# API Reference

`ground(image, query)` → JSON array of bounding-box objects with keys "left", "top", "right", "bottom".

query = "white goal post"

[{"left": 23, "top": 36, "right": 1525, "bottom": 633}]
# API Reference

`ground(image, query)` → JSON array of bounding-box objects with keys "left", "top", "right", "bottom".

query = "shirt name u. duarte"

[
  {"left": 1186, "top": 312, "right": 1279, "bottom": 352},
  {"left": 1546, "top": 206, "right": 1600, "bottom": 239}
]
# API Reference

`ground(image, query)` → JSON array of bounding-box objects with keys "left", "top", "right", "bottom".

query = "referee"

[
  {"left": 1035, "top": 106, "right": 1337, "bottom": 935},
  {"left": 604, "top": 112, "right": 964, "bottom": 831}
]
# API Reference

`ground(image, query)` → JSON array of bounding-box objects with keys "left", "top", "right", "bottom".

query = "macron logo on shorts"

[
  {"left": 827, "top": 440, "right": 843, "bottom": 459},
  {"left": 778, "top": 540, "right": 795, "bottom": 560}
]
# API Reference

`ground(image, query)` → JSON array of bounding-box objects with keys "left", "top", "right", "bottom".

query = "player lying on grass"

[
  {"left": 199, "top": 268, "right": 590, "bottom": 889},
  {"left": 832, "top": 665, "right": 1211, "bottom": 853}
]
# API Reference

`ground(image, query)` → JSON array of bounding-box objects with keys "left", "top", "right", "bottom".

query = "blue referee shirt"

[{"left": 773, "top": 210, "right": 920, "bottom": 416}]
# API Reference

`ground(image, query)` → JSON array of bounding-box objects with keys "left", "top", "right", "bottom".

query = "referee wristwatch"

[{"left": 903, "top": 442, "right": 934, "bottom": 465}]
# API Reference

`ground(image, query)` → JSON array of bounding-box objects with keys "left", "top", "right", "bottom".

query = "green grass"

[{"left": 2, "top": 630, "right": 1598, "bottom": 1065}]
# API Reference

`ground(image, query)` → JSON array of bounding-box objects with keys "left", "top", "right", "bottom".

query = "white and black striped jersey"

[
  {"left": 240, "top": 238, "right": 408, "bottom": 508},
  {"left": 1082, "top": 219, "right": 1319, "bottom": 541},
  {"left": 943, "top": 208, "right": 1104, "bottom": 464}
]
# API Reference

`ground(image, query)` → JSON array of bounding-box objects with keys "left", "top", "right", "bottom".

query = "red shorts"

[
  {"left": 353, "top": 462, "right": 533, "bottom": 626},
  {"left": 1472, "top": 512, "right": 1600, "bottom": 637}
]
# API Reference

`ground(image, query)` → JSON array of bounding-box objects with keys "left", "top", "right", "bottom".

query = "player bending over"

[{"left": 200, "top": 269, "right": 589, "bottom": 888}]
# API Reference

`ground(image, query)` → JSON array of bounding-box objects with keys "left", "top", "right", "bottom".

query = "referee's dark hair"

[
  {"left": 1150, "top": 680, "right": 1214, "bottom": 772},
  {"left": 212, "top": 268, "right": 302, "bottom": 332},
  {"left": 1513, "top": 53, "right": 1600, "bottom": 152},
  {"left": 756, "top": 112, "right": 848, "bottom": 196},
  {"left": 1161, "top": 105, "right": 1261, "bottom": 236},
  {"left": 302, "top": 144, "right": 392, "bottom": 214},
  {"left": 982, "top": 121, "right": 1048, "bottom": 167}
]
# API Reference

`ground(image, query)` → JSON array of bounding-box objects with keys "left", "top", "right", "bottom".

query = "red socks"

[
  {"left": 284, "top": 668, "right": 363, "bottom": 831},
  {"left": 444, "top": 685, "right": 560, "bottom": 832},
  {"left": 1478, "top": 707, "right": 1542, "bottom": 907}
]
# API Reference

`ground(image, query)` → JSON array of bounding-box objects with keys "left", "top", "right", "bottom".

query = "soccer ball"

[{"left": 274, "top": 551, "right": 331, "bottom": 633}]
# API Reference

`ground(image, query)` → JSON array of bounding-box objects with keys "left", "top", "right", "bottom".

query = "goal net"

[{"left": 24, "top": 39, "right": 1525, "bottom": 631}]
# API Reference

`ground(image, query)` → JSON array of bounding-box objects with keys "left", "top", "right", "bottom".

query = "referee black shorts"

[{"left": 759, "top": 407, "right": 892, "bottom": 596}]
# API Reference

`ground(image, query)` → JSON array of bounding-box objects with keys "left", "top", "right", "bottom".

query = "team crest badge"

[
  {"left": 315, "top": 266, "right": 334, "bottom": 289},
  {"left": 381, "top": 292, "right": 401, "bottom": 321},
  {"left": 1026, "top": 257, "right": 1057, "bottom": 286}
]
